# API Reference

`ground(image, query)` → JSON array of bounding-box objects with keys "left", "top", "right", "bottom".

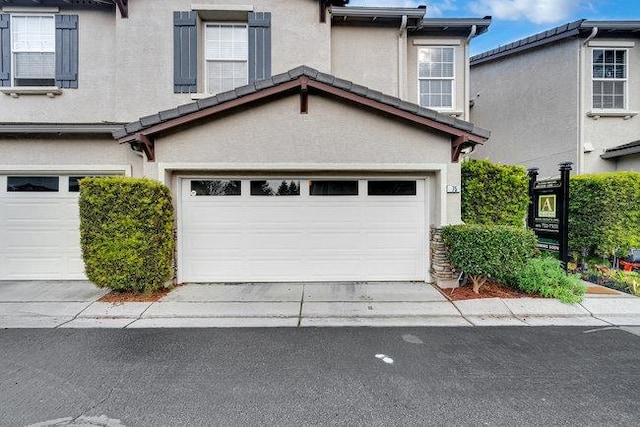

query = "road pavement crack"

[
  {"left": 297, "top": 284, "right": 304, "bottom": 327},
  {"left": 71, "top": 386, "right": 116, "bottom": 423}
]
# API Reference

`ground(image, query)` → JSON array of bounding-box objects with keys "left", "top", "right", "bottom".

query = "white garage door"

[
  {"left": 180, "top": 178, "right": 428, "bottom": 282},
  {"left": 0, "top": 175, "right": 86, "bottom": 280}
]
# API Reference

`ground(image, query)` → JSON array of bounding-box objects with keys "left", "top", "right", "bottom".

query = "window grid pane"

[
  {"left": 11, "top": 15, "right": 55, "bottom": 52},
  {"left": 418, "top": 47, "right": 454, "bottom": 109},
  {"left": 592, "top": 49, "right": 626, "bottom": 110},
  {"left": 14, "top": 52, "right": 55, "bottom": 79}
]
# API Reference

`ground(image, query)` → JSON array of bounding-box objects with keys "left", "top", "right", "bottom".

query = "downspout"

[
  {"left": 398, "top": 15, "right": 408, "bottom": 99},
  {"left": 578, "top": 26, "right": 598, "bottom": 174},
  {"left": 464, "top": 25, "right": 477, "bottom": 121}
]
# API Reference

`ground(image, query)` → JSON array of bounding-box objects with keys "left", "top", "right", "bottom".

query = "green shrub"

[
  {"left": 79, "top": 177, "right": 175, "bottom": 293},
  {"left": 441, "top": 224, "right": 537, "bottom": 292},
  {"left": 583, "top": 268, "right": 640, "bottom": 296},
  {"left": 461, "top": 159, "right": 529, "bottom": 226},
  {"left": 569, "top": 172, "right": 640, "bottom": 257},
  {"left": 516, "top": 257, "right": 586, "bottom": 303}
]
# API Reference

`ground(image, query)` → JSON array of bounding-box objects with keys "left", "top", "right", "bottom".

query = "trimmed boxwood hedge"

[
  {"left": 441, "top": 224, "right": 537, "bottom": 292},
  {"left": 461, "top": 159, "right": 529, "bottom": 226},
  {"left": 79, "top": 177, "right": 175, "bottom": 293},
  {"left": 569, "top": 172, "right": 640, "bottom": 257}
]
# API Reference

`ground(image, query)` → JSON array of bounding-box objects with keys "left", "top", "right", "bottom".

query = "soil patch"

[
  {"left": 439, "top": 280, "right": 533, "bottom": 301},
  {"left": 586, "top": 286, "right": 620, "bottom": 295},
  {"left": 98, "top": 287, "right": 172, "bottom": 303}
]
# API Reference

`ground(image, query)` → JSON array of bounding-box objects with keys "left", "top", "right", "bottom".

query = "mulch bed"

[
  {"left": 98, "top": 287, "right": 173, "bottom": 303},
  {"left": 439, "top": 279, "right": 533, "bottom": 301}
]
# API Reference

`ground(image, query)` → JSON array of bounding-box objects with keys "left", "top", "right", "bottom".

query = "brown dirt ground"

[
  {"left": 440, "top": 280, "right": 533, "bottom": 301},
  {"left": 98, "top": 287, "right": 174, "bottom": 303}
]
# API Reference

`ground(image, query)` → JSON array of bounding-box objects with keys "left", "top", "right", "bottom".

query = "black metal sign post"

[{"left": 527, "top": 162, "right": 572, "bottom": 270}]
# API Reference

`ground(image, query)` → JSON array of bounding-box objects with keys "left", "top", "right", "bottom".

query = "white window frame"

[
  {"left": 10, "top": 13, "right": 56, "bottom": 88},
  {"left": 203, "top": 22, "right": 248, "bottom": 95},
  {"left": 591, "top": 48, "right": 628, "bottom": 111},
  {"left": 417, "top": 46, "right": 456, "bottom": 111}
]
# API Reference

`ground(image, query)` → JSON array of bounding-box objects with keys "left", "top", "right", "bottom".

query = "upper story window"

[
  {"left": 11, "top": 15, "right": 55, "bottom": 87},
  {"left": 418, "top": 47, "right": 455, "bottom": 110},
  {"left": 592, "top": 49, "right": 626, "bottom": 110},
  {"left": 173, "top": 11, "right": 271, "bottom": 95},
  {"left": 204, "top": 23, "right": 248, "bottom": 95},
  {"left": 0, "top": 13, "right": 78, "bottom": 90}
]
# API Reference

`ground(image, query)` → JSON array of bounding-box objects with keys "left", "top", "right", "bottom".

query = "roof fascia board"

[
  {"left": 582, "top": 21, "right": 640, "bottom": 31},
  {"left": 329, "top": 6, "right": 425, "bottom": 19},
  {"left": 601, "top": 145, "right": 640, "bottom": 159},
  {"left": 471, "top": 28, "right": 580, "bottom": 66},
  {"left": 0, "top": 123, "right": 124, "bottom": 134}
]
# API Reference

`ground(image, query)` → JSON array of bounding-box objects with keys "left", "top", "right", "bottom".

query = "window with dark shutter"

[
  {"left": 55, "top": 15, "right": 78, "bottom": 88},
  {"left": 248, "top": 12, "right": 271, "bottom": 84},
  {"left": 173, "top": 11, "right": 197, "bottom": 93},
  {"left": 0, "top": 14, "right": 10, "bottom": 87}
]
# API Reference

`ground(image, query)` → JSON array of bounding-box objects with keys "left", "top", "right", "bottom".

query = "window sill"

[
  {"left": 587, "top": 110, "right": 638, "bottom": 120},
  {"left": 1, "top": 87, "right": 63, "bottom": 98}
]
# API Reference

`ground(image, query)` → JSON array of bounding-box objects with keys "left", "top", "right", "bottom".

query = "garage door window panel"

[
  {"left": 250, "top": 180, "right": 300, "bottom": 196},
  {"left": 190, "top": 180, "right": 241, "bottom": 196},
  {"left": 309, "top": 180, "right": 358, "bottom": 196},
  {"left": 368, "top": 181, "right": 417, "bottom": 196},
  {"left": 7, "top": 176, "right": 59, "bottom": 192}
]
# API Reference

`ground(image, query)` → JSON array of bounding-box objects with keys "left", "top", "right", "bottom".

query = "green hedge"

[
  {"left": 441, "top": 224, "right": 537, "bottom": 291},
  {"left": 79, "top": 177, "right": 175, "bottom": 293},
  {"left": 461, "top": 159, "right": 529, "bottom": 226},
  {"left": 569, "top": 172, "right": 640, "bottom": 257}
]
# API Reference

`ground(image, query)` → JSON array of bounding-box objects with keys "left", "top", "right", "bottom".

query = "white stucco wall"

[
  {"left": 615, "top": 154, "right": 640, "bottom": 171},
  {"left": 331, "top": 26, "right": 399, "bottom": 97},
  {"left": 1, "top": 0, "right": 331, "bottom": 124},
  {"left": 153, "top": 94, "right": 461, "bottom": 225},
  {"left": 1, "top": 8, "right": 116, "bottom": 123},
  {"left": 0, "top": 136, "right": 142, "bottom": 176},
  {"left": 581, "top": 38, "right": 640, "bottom": 174},
  {"left": 470, "top": 39, "right": 579, "bottom": 178}
]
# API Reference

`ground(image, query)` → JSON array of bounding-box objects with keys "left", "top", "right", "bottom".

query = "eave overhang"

[
  {"left": 601, "top": 140, "right": 640, "bottom": 159},
  {"left": 0, "top": 122, "right": 125, "bottom": 135},
  {"left": 114, "top": 66, "right": 489, "bottom": 164}
]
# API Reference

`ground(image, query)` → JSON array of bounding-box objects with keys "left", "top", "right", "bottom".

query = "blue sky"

[{"left": 349, "top": 1, "right": 640, "bottom": 55}]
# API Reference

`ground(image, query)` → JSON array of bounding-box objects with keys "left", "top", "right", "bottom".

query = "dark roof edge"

[
  {"left": 415, "top": 17, "right": 492, "bottom": 35},
  {"left": 0, "top": 123, "right": 125, "bottom": 135},
  {"left": 471, "top": 20, "right": 584, "bottom": 65},
  {"left": 472, "top": 19, "right": 640, "bottom": 66},
  {"left": 113, "top": 66, "right": 490, "bottom": 142},
  {"left": 601, "top": 140, "right": 640, "bottom": 159}
]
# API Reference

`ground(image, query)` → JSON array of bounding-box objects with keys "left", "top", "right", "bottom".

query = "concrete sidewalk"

[{"left": 0, "top": 281, "right": 639, "bottom": 328}]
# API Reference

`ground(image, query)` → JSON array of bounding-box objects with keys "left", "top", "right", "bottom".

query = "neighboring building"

[
  {"left": 470, "top": 20, "right": 640, "bottom": 178},
  {"left": 0, "top": 0, "right": 490, "bottom": 283}
]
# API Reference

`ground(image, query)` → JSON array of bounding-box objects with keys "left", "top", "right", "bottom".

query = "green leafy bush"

[
  {"left": 583, "top": 268, "right": 640, "bottom": 297},
  {"left": 516, "top": 257, "right": 586, "bottom": 303},
  {"left": 441, "top": 224, "right": 537, "bottom": 292},
  {"left": 569, "top": 172, "right": 640, "bottom": 257},
  {"left": 79, "top": 177, "right": 175, "bottom": 293},
  {"left": 461, "top": 159, "right": 529, "bottom": 226}
]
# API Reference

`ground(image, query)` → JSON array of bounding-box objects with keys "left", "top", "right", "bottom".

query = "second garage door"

[{"left": 179, "top": 178, "right": 428, "bottom": 282}]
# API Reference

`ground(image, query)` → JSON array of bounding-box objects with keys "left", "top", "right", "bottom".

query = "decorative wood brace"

[
  {"left": 115, "top": 0, "right": 128, "bottom": 18},
  {"left": 135, "top": 133, "right": 155, "bottom": 162},
  {"left": 300, "top": 77, "right": 309, "bottom": 114},
  {"left": 451, "top": 135, "right": 469, "bottom": 163}
]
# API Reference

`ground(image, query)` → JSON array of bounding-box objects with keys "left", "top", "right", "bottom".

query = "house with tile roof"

[
  {"left": 0, "top": 0, "right": 490, "bottom": 283},
  {"left": 470, "top": 20, "right": 640, "bottom": 178}
]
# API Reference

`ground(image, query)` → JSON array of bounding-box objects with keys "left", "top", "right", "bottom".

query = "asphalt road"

[{"left": 1, "top": 327, "right": 639, "bottom": 426}]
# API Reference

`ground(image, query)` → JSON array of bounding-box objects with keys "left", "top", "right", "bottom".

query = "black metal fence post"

[
  {"left": 527, "top": 168, "right": 539, "bottom": 229},
  {"left": 558, "top": 162, "right": 573, "bottom": 270}
]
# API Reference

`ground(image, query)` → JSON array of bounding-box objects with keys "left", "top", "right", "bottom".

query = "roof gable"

[{"left": 114, "top": 66, "right": 489, "bottom": 163}]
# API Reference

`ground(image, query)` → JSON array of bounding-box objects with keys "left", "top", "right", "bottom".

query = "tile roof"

[{"left": 113, "top": 66, "right": 490, "bottom": 141}]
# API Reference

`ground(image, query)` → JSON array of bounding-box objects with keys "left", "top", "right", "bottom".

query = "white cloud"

[{"left": 469, "top": 0, "right": 587, "bottom": 24}]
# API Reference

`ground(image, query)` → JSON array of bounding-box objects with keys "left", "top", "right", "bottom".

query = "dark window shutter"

[
  {"left": 174, "top": 11, "right": 197, "bottom": 93},
  {"left": 55, "top": 15, "right": 79, "bottom": 89},
  {"left": 248, "top": 12, "right": 271, "bottom": 84},
  {"left": 0, "top": 14, "right": 10, "bottom": 87}
]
